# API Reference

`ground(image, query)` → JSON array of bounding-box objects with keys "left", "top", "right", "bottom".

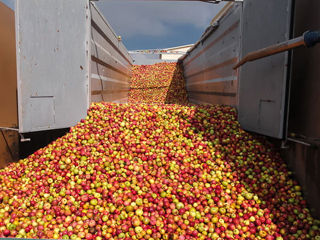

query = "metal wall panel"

[
  {"left": 182, "top": 3, "right": 241, "bottom": 106},
  {"left": 90, "top": 3, "right": 132, "bottom": 103},
  {"left": 283, "top": 0, "right": 320, "bottom": 218},
  {"left": 289, "top": 0, "right": 320, "bottom": 138},
  {"left": 16, "top": 1, "right": 132, "bottom": 133},
  {"left": 16, "top": 0, "right": 91, "bottom": 133},
  {"left": 238, "top": 0, "right": 292, "bottom": 139}
]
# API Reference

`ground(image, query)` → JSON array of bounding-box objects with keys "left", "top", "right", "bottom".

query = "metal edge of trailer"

[
  {"left": 87, "top": 0, "right": 92, "bottom": 112},
  {"left": 15, "top": 0, "right": 21, "bottom": 133}
]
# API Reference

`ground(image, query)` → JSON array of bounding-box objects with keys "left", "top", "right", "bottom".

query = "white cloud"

[{"left": 96, "top": 1, "right": 225, "bottom": 38}]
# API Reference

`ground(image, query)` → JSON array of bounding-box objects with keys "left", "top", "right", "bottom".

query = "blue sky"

[
  {"left": 1, "top": 0, "right": 224, "bottom": 50},
  {"left": 1, "top": 0, "right": 13, "bottom": 9},
  {"left": 96, "top": 1, "right": 224, "bottom": 50}
]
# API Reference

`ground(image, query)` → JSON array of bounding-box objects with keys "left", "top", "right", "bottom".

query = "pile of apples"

[
  {"left": 0, "top": 62, "right": 320, "bottom": 240},
  {"left": 0, "top": 103, "right": 319, "bottom": 240},
  {"left": 129, "top": 63, "right": 188, "bottom": 105}
]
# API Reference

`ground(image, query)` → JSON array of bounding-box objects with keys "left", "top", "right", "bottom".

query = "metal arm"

[{"left": 234, "top": 30, "right": 320, "bottom": 69}]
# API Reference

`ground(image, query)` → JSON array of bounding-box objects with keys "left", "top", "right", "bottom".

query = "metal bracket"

[{"left": 0, "top": 127, "right": 31, "bottom": 142}]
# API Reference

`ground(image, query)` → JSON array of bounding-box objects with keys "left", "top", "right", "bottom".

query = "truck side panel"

[
  {"left": 15, "top": 1, "right": 133, "bottom": 133},
  {"left": 182, "top": 3, "right": 241, "bottom": 106},
  {"left": 238, "top": 0, "right": 292, "bottom": 139},
  {"left": 285, "top": 0, "right": 320, "bottom": 218},
  {"left": 90, "top": 3, "right": 132, "bottom": 104},
  {"left": 16, "top": 0, "right": 91, "bottom": 133}
]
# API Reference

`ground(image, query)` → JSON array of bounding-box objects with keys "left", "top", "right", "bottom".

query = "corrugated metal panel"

[
  {"left": 238, "top": 0, "right": 292, "bottom": 139},
  {"left": 90, "top": 3, "right": 132, "bottom": 103},
  {"left": 16, "top": 0, "right": 91, "bottom": 133},
  {"left": 182, "top": 3, "right": 241, "bottom": 106}
]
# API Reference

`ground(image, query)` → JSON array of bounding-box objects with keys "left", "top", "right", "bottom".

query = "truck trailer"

[{"left": 0, "top": 0, "right": 320, "bottom": 239}]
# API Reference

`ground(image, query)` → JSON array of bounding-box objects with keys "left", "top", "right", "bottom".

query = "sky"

[
  {"left": 1, "top": 0, "right": 13, "bottom": 9},
  {"left": 1, "top": 0, "right": 224, "bottom": 50}
]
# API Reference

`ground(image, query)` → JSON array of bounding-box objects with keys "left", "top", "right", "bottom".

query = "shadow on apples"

[{"left": 164, "top": 62, "right": 188, "bottom": 105}]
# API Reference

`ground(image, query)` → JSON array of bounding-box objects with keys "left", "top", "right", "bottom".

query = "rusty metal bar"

[
  {"left": 234, "top": 30, "right": 320, "bottom": 69},
  {"left": 234, "top": 36, "right": 305, "bottom": 69}
]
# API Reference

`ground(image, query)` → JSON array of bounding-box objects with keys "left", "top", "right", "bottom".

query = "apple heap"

[
  {"left": 131, "top": 63, "right": 177, "bottom": 89},
  {"left": 0, "top": 102, "right": 320, "bottom": 240},
  {"left": 129, "top": 63, "right": 188, "bottom": 105},
  {"left": 129, "top": 88, "right": 168, "bottom": 104}
]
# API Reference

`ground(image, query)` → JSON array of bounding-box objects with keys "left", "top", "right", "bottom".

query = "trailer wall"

[
  {"left": 16, "top": 0, "right": 91, "bottom": 133},
  {"left": 181, "top": 0, "right": 320, "bottom": 217},
  {"left": 284, "top": 0, "right": 320, "bottom": 218},
  {"left": 15, "top": 0, "right": 132, "bottom": 133},
  {"left": 0, "top": 2, "right": 19, "bottom": 167},
  {"left": 90, "top": 3, "right": 132, "bottom": 103},
  {"left": 181, "top": 3, "right": 241, "bottom": 106}
]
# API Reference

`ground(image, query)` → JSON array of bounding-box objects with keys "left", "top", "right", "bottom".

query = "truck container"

[
  {"left": 180, "top": 0, "right": 320, "bottom": 218},
  {"left": 0, "top": 0, "right": 320, "bottom": 238}
]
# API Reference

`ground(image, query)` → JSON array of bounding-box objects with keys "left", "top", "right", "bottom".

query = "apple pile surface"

[
  {"left": 130, "top": 63, "right": 177, "bottom": 89},
  {"left": 129, "top": 63, "right": 188, "bottom": 105},
  {"left": 0, "top": 102, "right": 320, "bottom": 240}
]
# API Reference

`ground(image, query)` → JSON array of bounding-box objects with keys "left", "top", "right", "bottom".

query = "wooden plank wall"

[{"left": 0, "top": 2, "right": 19, "bottom": 168}]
